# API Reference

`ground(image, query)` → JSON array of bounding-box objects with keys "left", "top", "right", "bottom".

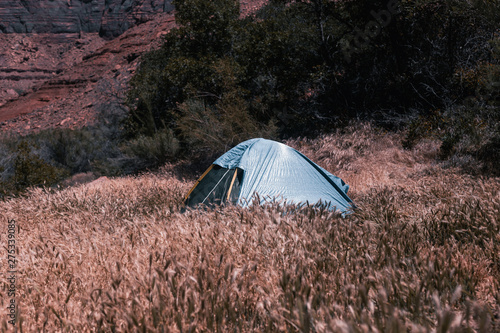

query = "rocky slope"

[
  {"left": 0, "top": 12, "right": 176, "bottom": 134},
  {"left": 0, "top": 0, "right": 266, "bottom": 135},
  {"left": 0, "top": 32, "right": 106, "bottom": 109}
]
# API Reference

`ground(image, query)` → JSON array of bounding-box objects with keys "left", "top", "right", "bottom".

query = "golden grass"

[{"left": 1, "top": 122, "right": 499, "bottom": 332}]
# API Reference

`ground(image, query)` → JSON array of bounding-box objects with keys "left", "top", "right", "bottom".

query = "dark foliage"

[
  {"left": 0, "top": 140, "right": 68, "bottom": 197},
  {"left": 126, "top": 0, "right": 499, "bottom": 156}
]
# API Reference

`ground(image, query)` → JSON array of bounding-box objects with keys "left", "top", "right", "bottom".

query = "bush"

[
  {"left": 0, "top": 140, "right": 69, "bottom": 197},
  {"left": 478, "top": 132, "right": 500, "bottom": 175},
  {"left": 438, "top": 34, "right": 499, "bottom": 174},
  {"left": 125, "top": 0, "right": 241, "bottom": 140},
  {"left": 176, "top": 98, "right": 277, "bottom": 157},
  {"left": 13, "top": 140, "right": 68, "bottom": 188},
  {"left": 402, "top": 110, "right": 443, "bottom": 150},
  {"left": 176, "top": 58, "right": 277, "bottom": 157},
  {"left": 400, "top": 32, "right": 499, "bottom": 175},
  {"left": 120, "top": 128, "right": 180, "bottom": 170},
  {"left": 125, "top": 0, "right": 322, "bottom": 149},
  {"left": 0, "top": 124, "right": 128, "bottom": 197}
]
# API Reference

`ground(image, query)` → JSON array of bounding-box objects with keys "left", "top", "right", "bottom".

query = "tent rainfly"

[{"left": 184, "top": 138, "right": 354, "bottom": 213}]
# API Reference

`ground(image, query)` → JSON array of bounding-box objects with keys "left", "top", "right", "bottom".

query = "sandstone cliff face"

[
  {"left": 0, "top": 0, "right": 174, "bottom": 39},
  {"left": 0, "top": 32, "right": 106, "bottom": 109}
]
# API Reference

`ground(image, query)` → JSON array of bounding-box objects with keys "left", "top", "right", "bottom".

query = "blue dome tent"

[{"left": 184, "top": 138, "right": 354, "bottom": 214}]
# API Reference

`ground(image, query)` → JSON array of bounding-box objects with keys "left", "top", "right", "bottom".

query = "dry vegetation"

[{"left": 1, "top": 123, "right": 499, "bottom": 332}]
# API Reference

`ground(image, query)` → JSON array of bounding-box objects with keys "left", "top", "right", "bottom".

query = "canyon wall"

[{"left": 0, "top": 0, "right": 174, "bottom": 39}]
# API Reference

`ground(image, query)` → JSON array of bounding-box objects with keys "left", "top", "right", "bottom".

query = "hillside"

[
  {"left": 0, "top": 13, "right": 176, "bottom": 134},
  {"left": 0, "top": 0, "right": 266, "bottom": 135},
  {"left": 1, "top": 124, "right": 499, "bottom": 331}
]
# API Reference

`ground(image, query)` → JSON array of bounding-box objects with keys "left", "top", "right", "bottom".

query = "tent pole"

[{"left": 226, "top": 169, "right": 239, "bottom": 202}]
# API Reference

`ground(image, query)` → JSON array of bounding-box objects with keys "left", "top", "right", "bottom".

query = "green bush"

[
  {"left": 0, "top": 124, "right": 128, "bottom": 197},
  {"left": 399, "top": 32, "right": 499, "bottom": 175},
  {"left": 125, "top": 0, "right": 323, "bottom": 147},
  {"left": 176, "top": 98, "right": 277, "bottom": 157},
  {"left": 438, "top": 34, "right": 499, "bottom": 174},
  {"left": 478, "top": 132, "right": 500, "bottom": 176},
  {"left": 13, "top": 141, "right": 68, "bottom": 188},
  {"left": 120, "top": 128, "right": 180, "bottom": 170},
  {"left": 176, "top": 58, "right": 277, "bottom": 156},
  {"left": 0, "top": 140, "right": 69, "bottom": 196},
  {"left": 125, "top": 0, "right": 241, "bottom": 140},
  {"left": 402, "top": 111, "right": 443, "bottom": 149}
]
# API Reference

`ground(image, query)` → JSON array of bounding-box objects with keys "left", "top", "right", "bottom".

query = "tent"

[{"left": 184, "top": 138, "right": 354, "bottom": 213}]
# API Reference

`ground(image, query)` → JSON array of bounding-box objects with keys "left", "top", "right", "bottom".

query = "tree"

[
  {"left": 125, "top": 0, "right": 240, "bottom": 138},
  {"left": 172, "top": 0, "right": 239, "bottom": 57}
]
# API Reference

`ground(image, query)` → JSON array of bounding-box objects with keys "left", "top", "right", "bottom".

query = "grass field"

[{"left": 1, "top": 123, "right": 499, "bottom": 332}]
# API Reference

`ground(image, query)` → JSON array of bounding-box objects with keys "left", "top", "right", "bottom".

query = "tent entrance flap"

[
  {"left": 184, "top": 165, "right": 243, "bottom": 208},
  {"left": 183, "top": 164, "right": 214, "bottom": 202}
]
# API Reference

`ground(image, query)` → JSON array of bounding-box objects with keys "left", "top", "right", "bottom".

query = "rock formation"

[
  {"left": 0, "top": 13, "right": 177, "bottom": 133},
  {"left": 0, "top": 0, "right": 174, "bottom": 39}
]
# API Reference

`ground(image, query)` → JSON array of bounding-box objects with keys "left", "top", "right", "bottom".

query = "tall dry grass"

[{"left": 0, "top": 123, "right": 499, "bottom": 332}]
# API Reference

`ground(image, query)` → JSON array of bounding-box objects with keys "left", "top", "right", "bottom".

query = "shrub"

[
  {"left": 0, "top": 124, "right": 129, "bottom": 197},
  {"left": 44, "top": 129, "right": 98, "bottom": 173},
  {"left": 120, "top": 128, "right": 180, "bottom": 170},
  {"left": 437, "top": 34, "right": 500, "bottom": 173},
  {"left": 0, "top": 140, "right": 69, "bottom": 196},
  {"left": 126, "top": 0, "right": 499, "bottom": 146},
  {"left": 125, "top": 0, "right": 241, "bottom": 140},
  {"left": 402, "top": 111, "right": 443, "bottom": 150},
  {"left": 477, "top": 133, "right": 500, "bottom": 176},
  {"left": 176, "top": 58, "right": 277, "bottom": 157}
]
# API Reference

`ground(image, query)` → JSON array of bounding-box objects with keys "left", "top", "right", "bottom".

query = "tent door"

[{"left": 184, "top": 165, "right": 244, "bottom": 208}]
